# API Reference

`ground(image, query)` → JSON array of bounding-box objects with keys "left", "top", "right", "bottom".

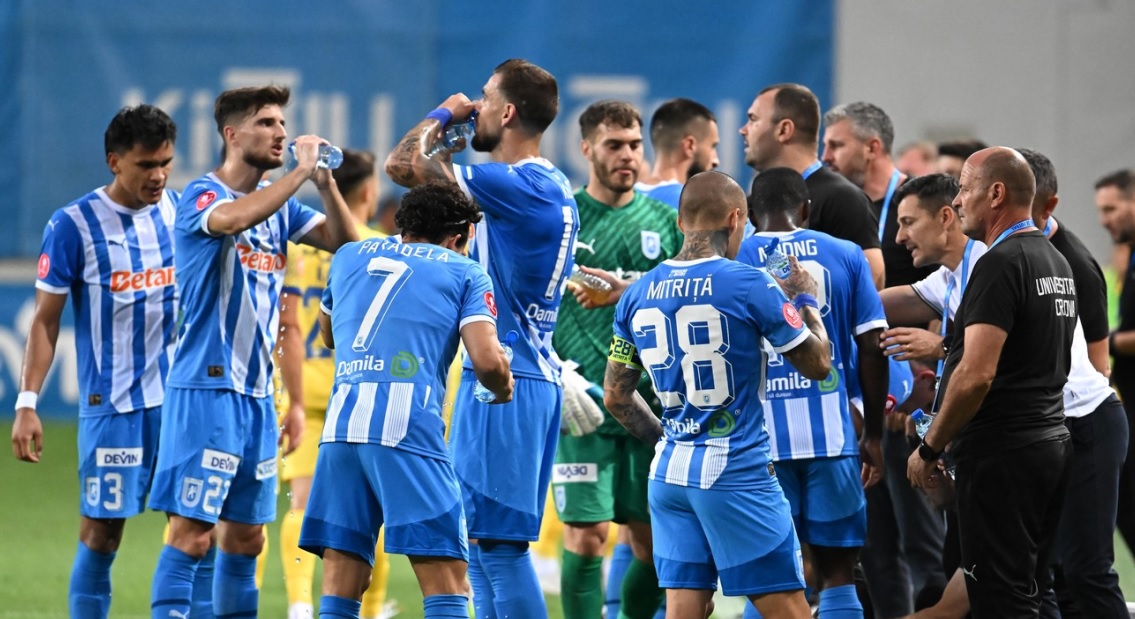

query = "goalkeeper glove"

[{"left": 560, "top": 361, "right": 605, "bottom": 437}]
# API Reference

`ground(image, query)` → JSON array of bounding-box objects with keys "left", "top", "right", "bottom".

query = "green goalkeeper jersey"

[{"left": 553, "top": 188, "right": 683, "bottom": 435}]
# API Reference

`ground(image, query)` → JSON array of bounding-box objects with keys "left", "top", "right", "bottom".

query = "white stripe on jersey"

[
  {"left": 324, "top": 383, "right": 351, "bottom": 443},
  {"left": 346, "top": 382, "right": 378, "bottom": 443},
  {"left": 819, "top": 392, "right": 844, "bottom": 456},
  {"left": 68, "top": 210, "right": 104, "bottom": 376},
  {"left": 648, "top": 441, "right": 663, "bottom": 479},
  {"left": 95, "top": 212, "right": 138, "bottom": 413},
  {"left": 380, "top": 382, "right": 414, "bottom": 448},
  {"left": 699, "top": 437, "right": 731, "bottom": 489},
  {"left": 134, "top": 212, "right": 169, "bottom": 406},
  {"left": 786, "top": 398, "right": 815, "bottom": 459},
  {"left": 663, "top": 441, "right": 696, "bottom": 487}
]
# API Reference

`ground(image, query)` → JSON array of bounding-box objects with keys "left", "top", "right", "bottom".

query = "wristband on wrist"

[
  {"left": 15, "top": 391, "right": 37, "bottom": 411},
  {"left": 792, "top": 293, "right": 818, "bottom": 311},
  {"left": 425, "top": 108, "right": 453, "bottom": 127}
]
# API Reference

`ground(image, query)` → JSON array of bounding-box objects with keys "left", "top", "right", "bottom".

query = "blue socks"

[
  {"left": 320, "top": 594, "right": 362, "bottom": 618},
  {"left": 70, "top": 541, "right": 115, "bottom": 619},
  {"left": 213, "top": 550, "right": 258, "bottom": 617},
  {"left": 467, "top": 545, "right": 496, "bottom": 619},
  {"left": 478, "top": 541, "right": 547, "bottom": 618},
  {"left": 151, "top": 545, "right": 201, "bottom": 619},
  {"left": 818, "top": 584, "right": 863, "bottom": 618},
  {"left": 605, "top": 543, "right": 633, "bottom": 619},
  {"left": 192, "top": 545, "right": 216, "bottom": 618},
  {"left": 424, "top": 593, "right": 470, "bottom": 618}
]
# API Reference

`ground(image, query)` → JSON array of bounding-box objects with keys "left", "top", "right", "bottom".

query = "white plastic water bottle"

[
  {"left": 427, "top": 113, "right": 477, "bottom": 158},
  {"left": 765, "top": 238, "right": 792, "bottom": 279},
  {"left": 910, "top": 408, "right": 934, "bottom": 438},
  {"left": 285, "top": 142, "right": 343, "bottom": 171},
  {"left": 473, "top": 331, "right": 517, "bottom": 403}
]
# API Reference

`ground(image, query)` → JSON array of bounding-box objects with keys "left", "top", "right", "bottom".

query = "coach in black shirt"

[{"left": 907, "top": 147, "right": 1075, "bottom": 617}]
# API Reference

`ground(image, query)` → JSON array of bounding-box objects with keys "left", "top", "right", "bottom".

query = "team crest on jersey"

[
  {"left": 181, "top": 478, "right": 204, "bottom": 508},
  {"left": 782, "top": 303, "right": 803, "bottom": 329},
  {"left": 36, "top": 253, "right": 50, "bottom": 279},
  {"left": 196, "top": 191, "right": 217, "bottom": 211},
  {"left": 85, "top": 477, "right": 100, "bottom": 506},
  {"left": 484, "top": 292, "right": 497, "bottom": 317},
  {"left": 640, "top": 231, "right": 662, "bottom": 259},
  {"left": 554, "top": 486, "right": 567, "bottom": 513}
]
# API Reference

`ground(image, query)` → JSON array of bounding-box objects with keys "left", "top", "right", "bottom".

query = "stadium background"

[{"left": 1, "top": 0, "right": 1133, "bottom": 615}]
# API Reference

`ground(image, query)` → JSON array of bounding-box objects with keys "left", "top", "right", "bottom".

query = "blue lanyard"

[
  {"left": 802, "top": 161, "right": 822, "bottom": 179},
  {"left": 1041, "top": 217, "right": 1053, "bottom": 236},
  {"left": 936, "top": 239, "right": 975, "bottom": 377},
  {"left": 878, "top": 169, "right": 902, "bottom": 242},
  {"left": 989, "top": 219, "right": 1035, "bottom": 249}
]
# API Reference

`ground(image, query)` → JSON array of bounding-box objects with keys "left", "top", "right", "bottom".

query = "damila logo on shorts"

[
  {"left": 552, "top": 462, "right": 598, "bottom": 483},
  {"left": 96, "top": 447, "right": 144, "bottom": 467},
  {"left": 255, "top": 458, "right": 277, "bottom": 480},
  {"left": 201, "top": 449, "right": 241, "bottom": 473}
]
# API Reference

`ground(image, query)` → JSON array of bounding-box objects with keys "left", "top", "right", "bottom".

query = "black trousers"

[
  {"left": 956, "top": 435, "right": 1072, "bottom": 618},
  {"left": 1052, "top": 396, "right": 1130, "bottom": 618}
]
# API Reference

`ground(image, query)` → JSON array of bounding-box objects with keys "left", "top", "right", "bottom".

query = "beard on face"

[
  {"left": 244, "top": 149, "right": 283, "bottom": 171},
  {"left": 472, "top": 129, "right": 501, "bottom": 153},
  {"left": 687, "top": 156, "right": 710, "bottom": 179},
  {"left": 594, "top": 158, "right": 638, "bottom": 194}
]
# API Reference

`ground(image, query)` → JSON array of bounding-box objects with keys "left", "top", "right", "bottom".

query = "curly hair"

[{"left": 396, "top": 181, "right": 482, "bottom": 245}]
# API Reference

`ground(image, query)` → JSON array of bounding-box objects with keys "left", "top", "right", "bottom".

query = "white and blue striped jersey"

[
  {"left": 736, "top": 230, "right": 888, "bottom": 461},
  {"left": 167, "top": 173, "right": 323, "bottom": 397},
  {"left": 454, "top": 159, "right": 578, "bottom": 384},
  {"left": 610, "top": 256, "right": 810, "bottom": 490},
  {"left": 320, "top": 238, "right": 496, "bottom": 459},
  {"left": 36, "top": 187, "right": 180, "bottom": 416}
]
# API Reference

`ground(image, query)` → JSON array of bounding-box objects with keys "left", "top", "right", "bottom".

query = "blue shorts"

[
  {"left": 300, "top": 442, "right": 468, "bottom": 565},
  {"left": 147, "top": 387, "right": 278, "bottom": 524},
  {"left": 775, "top": 456, "right": 866, "bottom": 547},
  {"left": 77, "top": 407, "right": 161, "bottom": 519},
  {"left": 449, "top": 373, "right": 561, "bottom": 541},
  {"left": 649, "top": 478, "right": 805, "bottom": 596}
]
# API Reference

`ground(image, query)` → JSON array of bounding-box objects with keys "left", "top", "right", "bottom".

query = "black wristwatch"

[
  {"left": 918, "top": 438, "right": 941, "bottom": 462},
  {"left": 940, "top": 338, "right": 950, "bottom": 359}
]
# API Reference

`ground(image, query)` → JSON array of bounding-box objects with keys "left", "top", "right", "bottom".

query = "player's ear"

[
  {"left": 501, "top": 102, "right": 518, "bottom": 129},
  {"left": 776, "top": 118, "right": 795, "bottom": 144},
  {"left": 580, "top": 138, "right": 592, "bottom": 159},
  {"left": 107, "top": 151, "right": 121, "bottom": 175},
  {"left": 682, "top": 135, "right": 696, "bottom": 158}
]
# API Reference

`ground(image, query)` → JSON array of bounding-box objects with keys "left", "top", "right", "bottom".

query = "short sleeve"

[
  {"left": 911, "top": 267, "right": 951, "bottom": 316},
  {"left": 36, "top": 211, "right": 83, "bottom": 294},
  {"left": 1064, "top": 247, "right": 1109, "bottom": 342},
  {"left": 287, "top": 198, "right": 325, "bottom": 242},
  {"left": 958, "top": 251, "right": 1019, "bottom": 333},
  {"left": 459, "top": 264, "right": 497, "bottom": 329},
  {"left": 850, "top": 249, "right": 889, "bottom": 335},
  {"left": 178, "top": 179, "right": 232, "bottom": 237},
  {"left": 746, "top": 271, "right": 810, "bottom": 353},
  {"left": 282, "top": 242, "right": 304, "bottom": 297},
  {"left": 608, "top": 288, "right": 642, "bottom": 369},
  {"left": 453, "top": 162, "right": 528, "bottom": 219}
]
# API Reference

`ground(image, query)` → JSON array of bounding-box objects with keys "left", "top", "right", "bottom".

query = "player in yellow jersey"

[{"left": 276, "top": 150, "right": 397, "bottom": 619}]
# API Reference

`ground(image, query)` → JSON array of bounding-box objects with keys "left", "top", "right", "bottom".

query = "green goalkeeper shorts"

[{"left": 551, "top": 431, "right": 655, "bottom": 524}]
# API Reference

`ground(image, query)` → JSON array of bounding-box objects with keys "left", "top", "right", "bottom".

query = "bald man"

[
  {"left": 906, "top": 148, "right": 1075, "bottom": 617},
  {"left": 603, "top": 171, "right": 831, "bottom": 619}
]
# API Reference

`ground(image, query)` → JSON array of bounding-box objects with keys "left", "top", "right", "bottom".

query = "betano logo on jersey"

[
  {"left": 236, "top": 244, "right": 286, "bottom": 273},
  {"left": 110, "top": 266, "right": 176, "bottom": 293}
]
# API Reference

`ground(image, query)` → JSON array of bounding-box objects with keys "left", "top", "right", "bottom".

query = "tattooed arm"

[
  {"left": 384, "top": 94, "right": 476, "bottom": 188},
  {"left": 603, "top": 360, "right": 663, "bottom": 445}
]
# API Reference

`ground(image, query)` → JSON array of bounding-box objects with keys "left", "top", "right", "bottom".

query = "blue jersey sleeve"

[
  {"left": 459, "top": 264, "right": 497, "bottom": 328},
  {"left": 745, "top": 272, "right": 809, "bottom": 353},
  {"left": 607, "top": 283, "right": 644, "bottom": 369},
  {"left": 849, "top": 249, "right": 889, "bottom": 336},
  {"left": 36, "top": 211, "right": 83, "bottom": 294},
  {"left": 453, "top": 162, "right": 529, "bottom": 219},
  {"left": 177, "top": 178, "right": 231, "bottom": 237},
  {"left": 320, "top": 259, "right": 336, "bottom": 315},
  {"left": 286, "top": 197, "right": 324, "bottom": 242}
]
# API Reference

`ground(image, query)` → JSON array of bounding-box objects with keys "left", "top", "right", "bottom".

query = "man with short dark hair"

[
  {"left": 552, "top": 100, "right": 682, "bottom": 619},
  {"left": 148, "top": 85, "right": 357, "bottom": 618},
  {"left": 936, "top": 140, "right": 987, "bottom": 180},
  {"left": 12, "top": 104, "right": 178, "bottom": 619},
  {"left": 737, "top": 167, "right": 888, "bottom": 619},
  {"left": 635, "top": 97, "right": 719, "bottom": 207},
  {"left": 299, "top": 181, "right": 513, "bottom": 619},
  {"left": 740, "top": 84, "right": 885, "bottom": 289},
  {"left": 907, "top": 147, "right": 1075, "bottom": 617},
  {"left": 385, "top": 59, "right": 578, "bottom": 619}
]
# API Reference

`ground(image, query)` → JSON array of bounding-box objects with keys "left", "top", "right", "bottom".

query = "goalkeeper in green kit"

[{"left": 552, "top": 100, "right": 684, "bottom": 619}]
